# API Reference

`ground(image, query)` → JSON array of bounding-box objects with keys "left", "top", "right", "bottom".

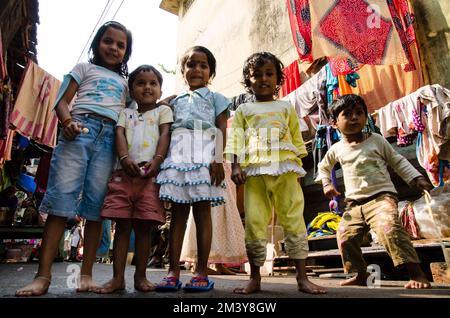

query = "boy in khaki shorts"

[{"left": 316, "top": 94, "right": 433, "bottom": 289}]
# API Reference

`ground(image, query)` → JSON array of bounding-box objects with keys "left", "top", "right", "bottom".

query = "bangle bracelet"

[
  {"left": 61, "top": 117, "right": 72, "bottom": 127},
  {"left": 154, "top": 154, "right": 164, "bottom": 161},
  {"left": 119, "top": 154, "right": 129, "bottom": 162}
]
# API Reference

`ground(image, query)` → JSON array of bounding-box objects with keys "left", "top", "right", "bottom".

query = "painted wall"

[
  {"left": 412, "top": 0, "right": 450, "bottom": 88},
  {"left": 171, "top": 0, "right": 450, "bottom": 94},
  {"left": 173, "top": 0, "right": 297, "bottom": 97}
]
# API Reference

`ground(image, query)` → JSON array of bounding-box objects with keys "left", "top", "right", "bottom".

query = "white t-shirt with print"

[{"left": 117, "top": 106, "right": 173, "bottom": 166}]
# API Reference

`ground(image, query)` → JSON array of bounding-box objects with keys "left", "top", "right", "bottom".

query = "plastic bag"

[{"left": 412, "top": 183, "right": 450, "bottom": 239}]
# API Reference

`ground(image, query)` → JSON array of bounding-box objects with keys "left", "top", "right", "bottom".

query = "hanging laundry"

[
  {"left": 280, "top": 60, "right": 302, "bottom": 97},
  {"left": 386, "top": 0, "right": 417, "bottom": 71},
  {"left": 328, "top": 57, "right": 361, "bottom": 76},
  {"left": 0, "top": 77, "right": 13, "bottom": 139},
  {"left": 282, "top": 64, "right": 328, "bottom": 130},
  {"left": 286, "top": 0, "right": 312, "bottom": 62},
  {"left": 34, "top": 151, "right": 52, "bottom": 194},
  {"left": 0, "top": 28, "right": 13, "bottom": 140},
  {"left": 288, "top": 0, "right": 414, "bottom": 68},
  {"left": 0, "top": 26, "right": 6, "bottom": 80},
  {"left": 9, "top": 61, "right": 61, "bottom": 147},
  {"left": 0, "top": 129, "right": 14, "bottom": 163}
]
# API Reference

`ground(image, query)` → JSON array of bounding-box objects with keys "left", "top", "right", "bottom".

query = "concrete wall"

[
  {"left": 174, "top": 0, "right": 297, "bottom": 97},
  {"left": 412, "top": 0, "right": 450, "bottom": 88}
]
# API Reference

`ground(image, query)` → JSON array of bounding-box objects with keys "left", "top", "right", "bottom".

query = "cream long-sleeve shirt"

[{"left": 315, "top": 133, "right": 422, "bottom": 201}]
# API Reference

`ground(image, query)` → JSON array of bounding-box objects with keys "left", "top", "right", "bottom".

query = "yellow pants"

[
  {"left": 244, "top": 172, "right": 309, "bottom": 266},
  {"left": 337, "top": 193, "right": 420, "bottom": 273}
]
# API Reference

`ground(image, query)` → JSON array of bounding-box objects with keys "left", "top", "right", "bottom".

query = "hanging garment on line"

[{"left": 9, "top": 61, "right": 61, "bottom": 147}]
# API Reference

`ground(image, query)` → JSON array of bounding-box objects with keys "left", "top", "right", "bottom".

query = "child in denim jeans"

[
  {"left": 16, "top": 21, "right": 133, "bottom": 296},
  {"left": 315, "top": 94, "right": 433, "bottom": 289}
]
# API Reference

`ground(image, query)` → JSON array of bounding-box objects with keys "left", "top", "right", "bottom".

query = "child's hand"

[
  {"left": 141, "top": 160, "right": 158, "bottom": 178},
  {"left": 411, "top": 176, "right": 433, "bottom": 192},
  {"left": 210, "top": 161, "right": 225, "bottom": 186},
  {"left": 63, "top": 121, "right": 83, "bottom": 140},
  {"left": 323, "top": 184, "right": 341, "bottom": 199},
  {"left": 121, "top": 157, "right": 141, "bottom": 177},
  {"left": 231, "top": 164, "right": 246, "bottom": 185},
  {"left": 157, "top": 94, "right": 177, "bottom": 108}
]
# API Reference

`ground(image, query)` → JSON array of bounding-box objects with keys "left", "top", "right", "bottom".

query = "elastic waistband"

[
  {"left": 75, "top": 113, "right": 116, "bottom": 124},
  {"left": 345, "top": 191, "right": 397, "bottom": 208}
]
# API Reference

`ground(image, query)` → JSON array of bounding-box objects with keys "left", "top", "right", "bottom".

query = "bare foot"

[
  {"left": 404, "top": 277, "right": 431, "bottom": 289},
  {"left": 15, "top": 276, "right": 51, "bottom": 297},
  {"left": 134, "top": 276, "right": 156, "bottom": 292},
  {"left": 76, "top": 275, "right": 100, "bottom": 292},
  {"left": 233, "top": 278, "right": 261, "bottom": 294},
  {"left": 215, "top": 264, "right": 236, "bottom": 275},
  {"left": 95, "top": 278, "right": 126, "bottom": 294},
  {"left": 297, "top": 278, "right": 327, "bottom": 294},
  {"left": 405, "top": 263, "right": 431, "bottom": 289},
  {"left": 340, "top": 273, "right": 369, "bottom": 286}
]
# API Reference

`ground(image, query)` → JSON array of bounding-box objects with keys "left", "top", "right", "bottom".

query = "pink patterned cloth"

[
  {"left": 287, "top": 0, "right": 414, "bottom": 68},
  {"left": 286, "top": 0, "right": 312, "bottom": 62},
  {"left": 9, "top": 61, "right": 61, "bottom": 147}
]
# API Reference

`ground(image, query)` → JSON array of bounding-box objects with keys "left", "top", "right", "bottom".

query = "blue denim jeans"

[{"left": 40, "top": 114, "right": 116, "bottom": 221}]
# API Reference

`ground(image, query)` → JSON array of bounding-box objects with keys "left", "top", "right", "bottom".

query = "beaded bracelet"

[{"left": 154, "top": 154, "right": 164, "bottom": 161}]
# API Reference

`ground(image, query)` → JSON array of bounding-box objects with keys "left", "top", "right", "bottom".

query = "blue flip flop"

[
  {"left": 154, "top": 276, "right": 182, "bottom": 292},
  {"left": 183, "top": 276, "right": 215, "bottom": 292}
]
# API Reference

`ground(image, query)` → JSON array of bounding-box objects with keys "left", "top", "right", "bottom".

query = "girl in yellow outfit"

[{"left": 225, "top": 52, "right": 326, "bottom": 295}]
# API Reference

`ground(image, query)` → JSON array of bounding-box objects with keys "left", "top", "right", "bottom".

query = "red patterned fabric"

[
  {"left": 318, "top": 0, "right": 393, "bottom": 65},
  {"left": 286, "top": 0, "right": 312, "bottom": 62},
  {"left": 400, "top": 202, "right": 421, "bottom": 239},
  {"left": 327, "top": 57, "right": 361, "bottom": 76},
  {"left": 386, "top": 0, "right": 416, "bottom": 71},
  {"left": 280, "top": 60, "right": 302, "bottom": 97}
]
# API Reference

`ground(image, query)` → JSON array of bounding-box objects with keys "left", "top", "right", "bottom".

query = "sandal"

[
  {"left": 183, "top": 276, "right": 214, "bottom": 292},
  {"left": 154, "top": 276, "right": 182, "bottom": 292}
]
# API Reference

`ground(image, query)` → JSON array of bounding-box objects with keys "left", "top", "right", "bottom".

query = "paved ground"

[
  {"left": 1, "top": 262, "right": 449, "bottom": 315},
  {"left": 1, "top": 262, "right": 449, "bottom": 299}
]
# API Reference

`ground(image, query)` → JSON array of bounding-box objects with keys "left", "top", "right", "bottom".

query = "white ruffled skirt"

[{"left": 157, "top": 128, "right": 225, "bottom": 206}]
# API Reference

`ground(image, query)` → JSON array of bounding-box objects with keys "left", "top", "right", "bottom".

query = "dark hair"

[
  {"left": 242, "top": 52, "right": 286, "bottom": 95},
  {"left": 328, "top": 94, "right": 368, "bottom": 120},
  {"left": 128, "top": 65, "right": 163, "bottom": 92},
  {"left": 180, "top": 46, "right": 216, "bottom": 79},
  {"left": 89, "top": 21, "right": 133, "bottom": 77}
]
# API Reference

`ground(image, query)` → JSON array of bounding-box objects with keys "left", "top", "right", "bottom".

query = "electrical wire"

[
  {"left": 111, "top": 0, "right": 125, "bottom": 20},
  {"left": 76, "top": 0, "right": 114, "bottom": 63}
]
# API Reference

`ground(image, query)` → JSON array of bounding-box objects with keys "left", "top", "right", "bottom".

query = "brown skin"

[
  {"left": 97, "top": 70, "right": 171, "bottom": 294},
  {"left": 232, "top": 60, "right": 327, "bottom": 295},
  {"left": 323, "top": 104, "right": 432, "bottom": 289},
  {"left": 157, "top": 50, "right": 226, "bottom": 289}
]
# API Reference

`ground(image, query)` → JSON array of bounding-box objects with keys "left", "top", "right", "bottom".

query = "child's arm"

[
  {"left": 315, "top": 148, "right": 341, "bottom": 199},
  {"left": 224, "top": 106, "right": 246, "bottom": 185},
  {"left": 156, "top": 94, "right": 177, "bottom": 108},
  {"left": 143, "top": 123, "right": 171, "bottom": 178},
  {"left": 231, "top": 155, "right": 246, "bottom": 185},
  {"left": 54, "top": 78, "right": 83, "bottom": 140},
  {"left": 409, "top": 175, "right": 433, "bottom": 192},
  {"left": 380, "top": 137, "right": 433, "bottom": 192},
  {"left": 288, "top": 107, "right": 308, "bottom": 158},
  {"left": 210, "top": 111, "right": 227, "bottom": 186},
  {"left": 115, "top": 126, "right": 141, "bottom": 177}
]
